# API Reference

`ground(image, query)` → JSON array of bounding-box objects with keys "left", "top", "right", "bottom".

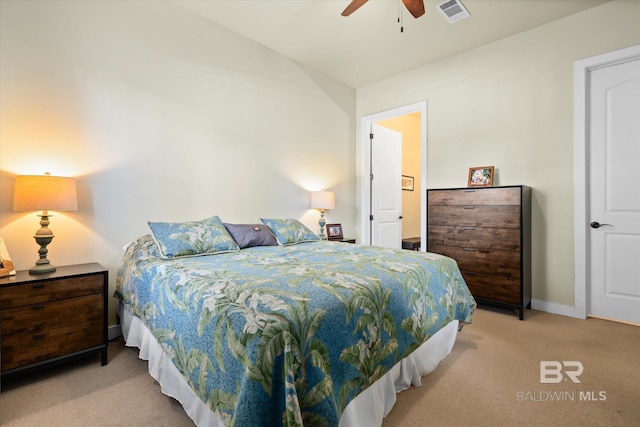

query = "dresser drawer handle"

[
  {"left": 33, "top": 334, "right": 45, "bottom": 340},
  {"left": 32, "top": 304, "right": 45, "bottom": 310},
  {"left": 463, "top": 189, "right": 476, "bottom": 193},
  {"left": 463, "top": 248, "right": 475, "bottom": 251},
  {"left": 463, "top": 206, "right": 476, "bottom": 209},
  {"left": 463, "top": 227, "right": 476, "bottom": 230},
  {"left": 32, "top": 284, "right": 45, "bottom": 289}
]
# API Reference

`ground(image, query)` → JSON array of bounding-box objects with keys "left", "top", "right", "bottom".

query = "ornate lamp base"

[
  {"left": 29, "top": 213, "right": 57, "bottom": 275},
  {"left": 29, "top": 261, "right": 57, "bottom": 275},
  {"left": 318, "top": 210, "right": 327, "bottom": 240}
]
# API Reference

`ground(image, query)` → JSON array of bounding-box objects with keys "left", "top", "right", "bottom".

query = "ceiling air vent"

[{"left": 437, "top": 0, "right": 470, "bottom": 23}]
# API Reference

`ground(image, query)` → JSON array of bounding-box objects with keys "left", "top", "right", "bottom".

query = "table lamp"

[
  {"left": 310, "top": 190, "right": 335, "bottom": 240},
  {"left": 13, "top": 172, "right": 77, "bottom": 274}
]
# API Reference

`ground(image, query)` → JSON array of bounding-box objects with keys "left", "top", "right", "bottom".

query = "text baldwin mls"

[{"left": 516, "top": 361, "right": 607, "bottom": 402}]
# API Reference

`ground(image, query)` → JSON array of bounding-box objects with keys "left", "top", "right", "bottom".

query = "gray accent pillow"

[{"left": 224, "top": 223, "right": 278, "bottom": 249}]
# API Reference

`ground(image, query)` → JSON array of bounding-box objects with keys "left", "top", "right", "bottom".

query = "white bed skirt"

[{"left": 119, "top": 305, "right": 459, "bottom": 427}]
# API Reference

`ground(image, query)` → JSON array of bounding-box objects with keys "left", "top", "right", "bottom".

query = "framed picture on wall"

[
  {"left": 401, "top": 175, "right": 414, "bottom": 191},
  {"left": 326, "top": 224, "right": 344, "bottom": 240},
  {"left": 468, "top": 166, "right": 494, "bottom": 187}
]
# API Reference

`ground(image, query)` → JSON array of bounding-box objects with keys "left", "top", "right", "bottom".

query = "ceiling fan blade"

[
  {"left": 402, "top": 0, "right": 425, "bottom": 18},
  {"left": 342, "top": 0, "right": 369, "bottom": 16}
]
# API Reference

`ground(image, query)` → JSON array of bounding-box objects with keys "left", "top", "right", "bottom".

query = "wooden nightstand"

[
  {"left": 334, "top": 238, "right": 356, "bottom": 243},
  {"left": 0, "top": 263, "right": 108, "bottom": 383},
  {"left": 402, "top": 237, "right": 421, "bottom": 251}
]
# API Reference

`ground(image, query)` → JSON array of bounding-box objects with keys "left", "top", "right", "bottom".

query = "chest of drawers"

[
  {"left": 0, "top": 263, "right": 108, "bottom": 382},
  {"left": 427, "top": 186, "right": 531, "bottom": 319}
]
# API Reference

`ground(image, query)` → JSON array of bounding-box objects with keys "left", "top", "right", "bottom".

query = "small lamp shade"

[
  {"left": 309, "top": 191, "right": 335, "bottom": 210},
  {"left": 13, "top": 173, "right": 77, "bottom": 274},
  {"left": 14, "top": 174, "right": 77, "bottom": 212}
]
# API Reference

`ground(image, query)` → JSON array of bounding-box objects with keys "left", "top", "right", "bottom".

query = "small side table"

[
  {"left": 0, "top": 263, "right": 108, "bottom": 385},
  {"left": 402, "top": 237, "right": 421, "bottom": 251},
  {"left": 330, "top": 238, "right": 356, "bottom": 244}
]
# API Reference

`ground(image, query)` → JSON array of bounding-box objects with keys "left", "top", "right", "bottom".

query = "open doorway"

[{"left": 359, "top": 101, "right": 427, "bottom": 248}]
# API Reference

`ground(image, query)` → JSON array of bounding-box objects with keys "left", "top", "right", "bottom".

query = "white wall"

[
  {"left": 0, "top": 0, "right": 356, "bottom": 325},
  {"left": 356, "top": 0, "right": 640, "bottom": 312}
]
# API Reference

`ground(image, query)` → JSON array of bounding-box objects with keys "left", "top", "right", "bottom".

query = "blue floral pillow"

[
  {"left": 260, "top": 218, "right": 319, "bottom": 245},
  {"left": 148, "top": 216, "right": 239, "bottom": 259}
]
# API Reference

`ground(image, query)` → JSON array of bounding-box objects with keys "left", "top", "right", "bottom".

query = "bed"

[{"left": 115, "top": 217, "right": 476, "bottom": 427}]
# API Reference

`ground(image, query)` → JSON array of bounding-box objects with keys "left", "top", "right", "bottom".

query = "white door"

[
  {"left": 588, "top": 56, "right": 640, "bottom": 324},
  {"left": 371, "top": 124, "right": 402, "bottom": 249}
]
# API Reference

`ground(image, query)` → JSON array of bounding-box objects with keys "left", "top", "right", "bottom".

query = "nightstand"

[
  {"left": 0, "top": 263, "right": 108, "bottom": 383},
  {"left": 334, "top": 238, "right": 356, "bottom": 243},
  {"left": 402, "top": 237, "right": 421, "bottom": 251}
]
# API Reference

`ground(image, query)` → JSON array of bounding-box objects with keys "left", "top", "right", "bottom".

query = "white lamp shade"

[
  {"left": 14, "top": 174, "right": 78, "bottom": 212},
  {"left": 310, "top": 191, "right": 335, "bottom": 210}
]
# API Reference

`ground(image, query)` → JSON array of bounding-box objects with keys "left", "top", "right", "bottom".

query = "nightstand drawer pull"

[
  {"left": 33, "top": 334, "right": 45, "bottom": 340},
  {"left": 32, "top": 303, "right": 46, "bottom": 310},
  {"left": 463, "top": 248, "right": 475, "bottom": 251},
  {"left": 463, "top": 206, "right": 476, "bottom": 209},
  {"left": 463, "top": 227, "right": 476, "bottom": 230}
]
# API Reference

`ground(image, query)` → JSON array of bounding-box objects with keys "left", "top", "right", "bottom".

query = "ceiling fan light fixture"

[
  {"left": 341, "top": 0, "right": 368, "bottom": 16},
  {"left": 341, "top": 0, "right": 425, "bottom": 19},
  {"left": 437, "top": 0, "right": 470, "bottom": 23}
]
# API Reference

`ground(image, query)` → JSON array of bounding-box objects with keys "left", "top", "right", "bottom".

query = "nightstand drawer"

[
  {"left": 1, "top": 293, "right": 104, "bottom": 371},
  {"left": 0, "top": 274, "right": 103, "bottom": 310}
]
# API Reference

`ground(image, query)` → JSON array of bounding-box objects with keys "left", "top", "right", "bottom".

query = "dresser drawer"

[
  {"left": 428, "top": 205, "right": 521, "bottom": 228},
  {"left": 428, "top": 187, "right": 521, "bottom": 206},
  {"left": 461, "top": 273, "right": 521, "bottom": 305},
  {"left": 1, "top": 293, "right": 104, "bottom": 371},
  {"left": 0, "top": 274, "right": 103, "bottom": 310},
  {"left": 429, "top": 244, "right": 521, "bottom": 279},
  {"left": 428, "top": 225, "right": 521, "bottom": 251}
]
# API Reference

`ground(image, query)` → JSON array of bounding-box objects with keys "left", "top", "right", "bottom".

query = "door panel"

[
  {"left": 588, "top": 57, "right": 640, "bottom": 324},
  {"left": 371, "top": 124, "right": 402, "bottom": 249}
]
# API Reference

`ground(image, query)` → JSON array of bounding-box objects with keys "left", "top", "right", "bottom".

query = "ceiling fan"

[{"left": 341, "top": 0, "right": 426, "bottom": 19}]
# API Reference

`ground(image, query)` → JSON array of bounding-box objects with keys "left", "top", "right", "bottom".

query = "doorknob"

[
  {"left": 398, "top": 215, "right": 403, "bottom": 220},
  {"left": 590, "top": 221, "right": 613, "bottom": 229}
]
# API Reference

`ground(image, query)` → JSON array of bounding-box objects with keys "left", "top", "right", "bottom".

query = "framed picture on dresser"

[{"left": 468, "top": 166, "right": 494, "bottom": 187}]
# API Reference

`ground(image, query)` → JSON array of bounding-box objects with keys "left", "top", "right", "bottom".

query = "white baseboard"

[
  {"left": 108, "top": 324, "right": 122, "bottom": 340},
  {"left": 531, "top": 299, "right": 577, "bottom": 318}
]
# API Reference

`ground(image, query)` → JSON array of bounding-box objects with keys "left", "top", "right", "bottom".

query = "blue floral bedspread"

[{"left": 115, "top": 235, "right": 476, "bottom": 427}]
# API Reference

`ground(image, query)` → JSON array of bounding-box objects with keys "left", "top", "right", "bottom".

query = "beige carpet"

[{"left": 1, "top": 307, "right": 638, "bottom": 426}]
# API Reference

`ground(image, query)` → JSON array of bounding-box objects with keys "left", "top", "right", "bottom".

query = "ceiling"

[{"left": 173, "top": 0, "right": 610, "bottom": 88}]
